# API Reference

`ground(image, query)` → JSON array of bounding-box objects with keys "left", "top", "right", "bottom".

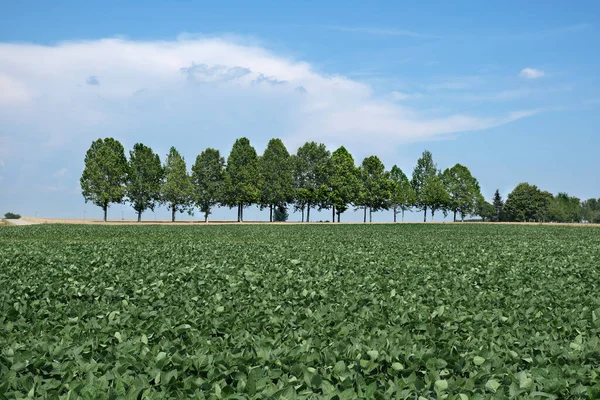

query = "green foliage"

[
  {"left": 356, "top": 156, "right": 391, "bottom": 222},
  {"left": 273, "top": 205, "right": 289, "bottom": 222},
  {"left": 442, "top": 164, "right": 481, "bottom": 221},
  {"left": 547, "top": 193, "right": 582, "bottom": 223},
  {"left": 582, "top": 198, "right": 600, "bottom": 223},
  {"left": 80, "top": 138, "right": 128, "bottom": 221},
  {"left": 504, "top": 183, "right": 553, "bottom": 222},
  {"left": 222, "top": 137, "right": 260, "bottom": 221},
  {"left": 389, "top": 165, "right": 414, "bottom": 222},
  {"left": 325, "top": 147, "right": 359, "bottom": 221},
  {"left": 161, "top": 147, "right": 193, "bottom": 222},
  {"left": 259, "top": 139, "right": 295, "bottom": 221},
  {"left": 492, "top": 189, "right": 505, "bottom": 222},
  {"left": 126, "top": 143, "right": 163, "bottom": 222},
  {"left": 421, "top": 173, "right": 449, "bottom": 221},
  {"left": 476, "top": 196, "right": 497, "bottom": 222},
  {"left": 411, "top": 150, "right": 438, "bottom": 222},
  {"left": 191, "top": 148, "right": 225, "bottom": 222},
  {"left": 2, "top": 224, "right": 600, "bottom": 398},
  {"left": 4, "top": 212, "right": 21, "bottom": 219},
  {"left": 292, "top": 142, "right": 330, "bottom": 222}
]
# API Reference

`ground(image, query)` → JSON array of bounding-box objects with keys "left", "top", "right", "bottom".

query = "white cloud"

[
  {"left": 53, "top": 168, "right": 68, "bottom": 178},
  {"left": 519, "top": 68, "right": 545, "bottom": 79},
  {"left": 0, "top": 37, "right": 537, "bottom": 158},
  {"left": 390, "top": 91, "right": 424, "bottom": 101}
]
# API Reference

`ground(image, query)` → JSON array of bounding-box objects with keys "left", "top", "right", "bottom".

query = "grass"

[{"left": 1, "top": 224, "right": 599, "bottom": 398}]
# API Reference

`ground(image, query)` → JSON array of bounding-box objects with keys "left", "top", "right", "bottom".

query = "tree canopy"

[
  {"left": 126, "top": 143, "right": 163, "bottom": 222},
  {"left": 389, "top": 165, "right": 413, "bottom": 223},
  {"left": 292, "top": 142, "right": 330, "bottom": 222},
  {"left": 80, "top": 138, "right": 128, "bottom": 222},
  {"left": 325, "top": 146, "right": 358, "bottom": 222},
  {"left": 411, "top": 150, "right": 439, "bottom": 222},
  {"left": 222, "top": 137, "right": 260, "bottom": 222},
  {"left": 259, "top": 138, "right": 295, "bottom": 222},
  {"left": 442, "top": 164, "right": 481, "bottom": 222},
  {"left": 162, "top": 147, "right": 192, "bottom": 222},
  {"left": 191, "top": 148, "right": 225, "bottom": 223}
]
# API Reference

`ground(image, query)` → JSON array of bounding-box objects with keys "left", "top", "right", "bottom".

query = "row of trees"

[{"left": 81, "top": 137, "right": 597, "bottom": 223}]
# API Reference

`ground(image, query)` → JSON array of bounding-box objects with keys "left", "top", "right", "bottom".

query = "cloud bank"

[{"left": 0, "top": 36, "right": 537, "bottom": 160}]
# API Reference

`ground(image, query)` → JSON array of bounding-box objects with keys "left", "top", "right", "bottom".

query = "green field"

[{"left": 1, "top": 224, "right": 600, "bottom": 399}]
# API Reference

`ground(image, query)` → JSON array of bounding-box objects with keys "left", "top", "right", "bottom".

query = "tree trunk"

[
  {"left": 363, "top": 206, "right": 367, "bottom": 223},
  {"left": 337, "top": 212, "right": 340, "bottom": 223},
  {"left": 332, "top": 207, "right": 335, "bottom": 223},
  {"left": 138, "top": 210, "right": 142, "bottom": 223},
  {"left": 307, "top": 203, "right": 311, "bottom": 222},
  {"left": 301, "top": 207, "right": 305, "bottom": 223},
  {"left": 423, "top": 207, "right": 427, "bottom": 223},
  {"left": 453, "top": 210, "right": 457, "bottom": 222},
  {"left": 171, "top": 206, "right": 176, "bottom": 222},
  {"left": 431, "top": 209, "right": 435, "bottom": 222},
  {"left": 237, "top": 204, "right": 240, "bottom": 222},
  {"left": 205, "top": 212, "right": 209, "bottom": 223},
  {"left": 402, "top": 209, "right": 405, "bottom": 223},
  {"left": 393, "top": 206, "right": 397, "bottom": 223},
  {"left": 103, "top": 205, "right": 108, "bottom": 222},
  {"left": 269, "top": 205, "right": 273, "bottom": 222},
  {"left": 369, "top": 208, "right": 372, "bottom": 223},
  {"left": 240, "top": 204, "right": 244, "bottom": 222}
]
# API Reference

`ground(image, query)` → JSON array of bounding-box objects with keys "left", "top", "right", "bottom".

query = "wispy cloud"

[
  {"left": 520, "top": 68, "right": 545, "bottom": 79},
  {"left": 326, "top": 25, "right": 438, "bottom": 38},
  {"left": 53, "top": 168, "right": 68, "bottom": 178}
]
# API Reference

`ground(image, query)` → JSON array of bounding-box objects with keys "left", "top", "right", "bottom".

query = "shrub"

[
  {"left": 273, "top": 206, "right": 289, "bottom": 222},
  {"left": 4, "top": 212, "right": 21, "bottom": 219}
]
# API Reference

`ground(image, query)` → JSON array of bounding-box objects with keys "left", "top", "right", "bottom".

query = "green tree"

[
  {"left": 492, "top": 189, "right": 505, "bottom": 222},
  {"left": 162, "top": 147, "right": 192, "bottom": 222},
  {"left": 411, "top": 150, "right": 438, "bottom": 222},
  {"left": 325, "top": 146, "right": 358, "bottom": 222},
  {"left": 357, "top": 156, "right": 391, "bottom": 222},
  {"left": 259, "top": 138, "right": 295, "bottom": 222},
  {"left": 80, "top": 138, "right": 128, "bottom": 222},
  {"left": 191, "top": 148, "right": 225, "bottom": 223},
  {"left": 389, "top": 165, "right": 413, "bottom": 223},
  {"left": 547, "top": 192, "right": 582, "bottom": 223},
  {"left": 442, "top": 164, "right": 481, "bottom": 222},
  {"left": 504, "top": 183, "right": 552, "bottom": 222},
  {"left": 422, "top": 174, "right": 449, "bottom": 222},
  {"left": 273, "top": 205, "right": 289, "bottom": 222},
  {"left": 476, "top": 195, "right": 497, "bottom": 222},
  {"left": 222, "top": 137, "right": 261, "bottom": 222},
  {"left": 292, "top": 142, "right": 330, "bottom": 222},
  {"left": 126, "top": 143, "right": 163, "bottom": 222},
  {"left": 582, "top": 198, "right": 600, "bottom": 223}
]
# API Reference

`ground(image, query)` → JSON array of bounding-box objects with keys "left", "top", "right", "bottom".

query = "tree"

[
  {"left": 504, "top": 183, "right": 552, "bottom": 222},
  {"left": 547, "top": 192, "right": 582, "bottom": 223},
  {"left": 422, "top": 174, "right": 449, "bottom": 222},
  {"left": 273, "top": 205, "right": 289, "bottom": 222},
  {"left": 476, "top": 196, "right": 497, "bottom": 222},
  {"left": 222, "top": 137, "right": 261, "bottom": 222},
  {"left": 126, "top": 143, "right": 163, "bottom": 222},
  {"left": 582, "top": 198, "right": 600, "bottom": 223},
  {"left": 411, "top": 150, "right": 438, "bottom": 222},
  {"left": 389, "top": 165, "right": 413, "bottom": 223},
  {"left": 191, "top": 148, "right": 225, "bottom": 223},
  {"left": 80, "top": 138, "right": 128, "bottom": 222},
  {"left": 259, "top": 139, "right": 295, "bottom": 222},
  {"left": 357, "top": 156, "right": 391, "bottom": 222},
  {"left": 325, "top": 146, "right": 358, "bottom": 222},
  {"left": 292, "top": 142, "right": 330, "bottom": 222},
  {"left": 442, "top": 164, "right": 481, "bottom": 222},
  {"left": 492, "top": 189, "right": 505, "bottom": 222},
  {"left": 162, "top": 147, "right": 192, "bottom": 222}
]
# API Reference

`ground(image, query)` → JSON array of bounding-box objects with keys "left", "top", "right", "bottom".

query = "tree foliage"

[
  {"left": 504, "top": 183, "right": 553, "bottom": 222},
  {"left": 126, "top": 143, "right": 163, "bottom": 222},
  {"left": 476, "top": 196, "right": 497, "bottom": 222},
  {"left": 547, "top": 192, "right": 581, "bottom": 223},
  {"left": 389, "top": 165, "right": 413, "bottom": 222},
  {"left": 80, "top": 138, "right": 128, "bottom": 222},
  {"left": 222, "top": 137, "right": 261, "bottom": 222},
  {"left": 292, "top": 142, "right": 330, "bottom": 222},
  {"left": 357, "top": 156, "right": 391, "bottom": 222},
  {"left": 582, "top": 198, "right": 600, "bottom": 223},
  {"left": 191, "top": 148, "right": 225, "bottom": 222},
  {"left": 411, "top": 150, "right": 439, "bottom": 222},
  {"left": 492, "top": 189, "right": 505, "bottom": 222},
  {"left": 422, "top": 174, "right": 449, "bottom": 221},
  {"left": 162, "top": 147, "right": 192, "bottom": 222},
  {"left": 442, "top": 164, "right": 481, "bottom": 222},
  {"left": 259, "top": 139, "right": 295, "bottom": 222},
  {"left": 325, "top": 147, "right": 358, "bottom": 222}
]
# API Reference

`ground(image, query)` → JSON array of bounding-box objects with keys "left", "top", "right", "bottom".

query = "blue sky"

[{"left": 1, "top": 1, "right": 599, "bottom": 222}]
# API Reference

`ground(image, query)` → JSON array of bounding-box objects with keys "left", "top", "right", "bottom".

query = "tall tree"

[
  {"left": 422, "top": 174, "right": 449, "bottom": 222},
  {"left": 80, "top": 138, "right": 128, "bottom": 222},
  {"left": 389, "top": 165, "right": 413, "bottom": 223},
  {"left": 191, "top": 148, "right": 225, "bottom": 223},
  {"left": 504, "top": 183, "right": 552, "bottom": 222},
  {"left": 357, "top": 156, "right": 390, "bottom": 222},
  {"left": 222, "top": 137, "right": 261, "bottom": 222},
  {"left": 492, "top": 189, "right": 505, "bottom": 222},
  {"left": 476, "top": 195, "right": 497, "bottom": 222},
  {"left": 162, "top": 147, "right": 192, "bottom": 222},
  {"left": 442, "top": 164, "right": 481, "bottom": 222},
  {"left": 259, "top": 138, "right": 295, "bottom": 222},
  {"left": 325, "top": 146, "right": 358, "bottom": 222},
  {"left": 292, "top": 142, "right": 330, "bottom": 222},
  {"left": 126, "top": 143, "right": 163, "bottom": 222},
  {"left": 411, "top": 150, "right": 438, "bottom": 222}
]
